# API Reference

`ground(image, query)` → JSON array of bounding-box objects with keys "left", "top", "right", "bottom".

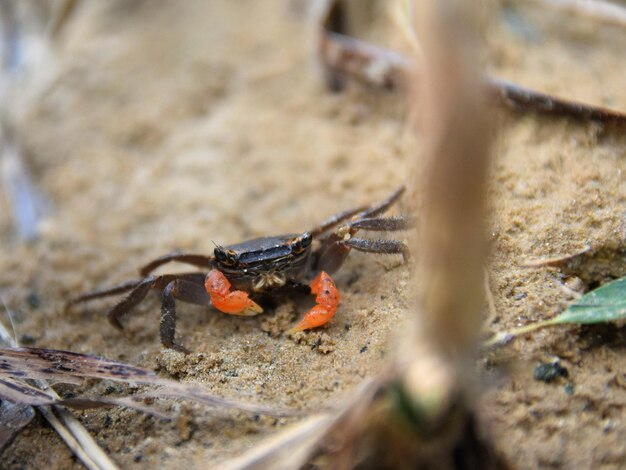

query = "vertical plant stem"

[{"left": 403, "top": 0, "right": 493, "bottom": 414}]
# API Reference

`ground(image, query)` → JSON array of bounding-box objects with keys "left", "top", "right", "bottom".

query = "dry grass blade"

[
  {"left": 0, "top": 347, "right": 155, "bottom": 384},
  {"left": 222, "top": 414, "right": 336, "bottom": 470},
  {"left": 486, "top": 76, "right": 626, "bottom": 126},
  {"left": 60, "top": 397, "right": 171, "bottom": 419},
  {"left": 1, "top": 346, "right": 299, "bottom": 467},
  {"left": 0, "top": 376, "right": 170, "bottom": 419},
  {"left": 0, "top": 308, "right": 18, "bottom": 348},
  {"left": 0, "top": 344, "right": 299, "bottom": 468},
  {"left": 0, "top": 309, "right": 36, "bottom": 452},
  {"left": 37, "top": 405, "right": 118, "bottom": 470},
  {"left": 522, "top": 243, "right": 626, "bottom": 285},
  {"left": 221, "top": 377, "right": 383, "bottom": 470},
  {"left": 0, "top": 308, "right": 35, "bottom": 452},
  {"left": 0, "top": 377, "right": 60, "bottom": 405},
  {"left": 34, "top": 378, "right": 119, "bottom": 470},
  {"left": 0, "top": 307, "right": 120, "bottom": 470},
  {"left": 0, "top": 346, "right": 298, "bottom": 417},
  {"left": 140, "top": 387, "right": 300, "bottom": 417},
  {"left": 521, "top": 246, "right": 592, "bottom": 267}
]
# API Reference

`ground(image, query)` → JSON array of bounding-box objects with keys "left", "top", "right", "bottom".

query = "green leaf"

[
  {"left": 549, "top": 276, "right": 626, "bottom": 325},
  {"left": 484, "top": 276, "right": 626, "bottom": 348}
]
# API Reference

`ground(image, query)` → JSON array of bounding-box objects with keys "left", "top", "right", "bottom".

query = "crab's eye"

[
  {"left": 214, "top": 248, "right": 227, "bottom": 262},
  {"left": 301, "top": 232, "right": 312, "bottom": 247},
  {"left": 292, "top": 233, "right": 312, "bottom": 254},
  {"left": 214, "top": 248, "right": 237, "bottom": 266}
]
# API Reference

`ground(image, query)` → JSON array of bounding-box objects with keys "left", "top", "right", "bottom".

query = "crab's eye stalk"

[
  {"left": 214, "top": 247, "right": 237, "bottom": 266},
  {"left": 301, "top": 232, "right": 312, "bottom": 247},
  {"left": 292, "top": 232, "right": 312, "bottom": 254},
  {"left": 214, "top": 248, "right": 227, "bottom": 263}
]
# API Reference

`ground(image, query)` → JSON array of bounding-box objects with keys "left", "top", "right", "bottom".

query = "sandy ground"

[{"left": 0, "top": 0, "right": 625, "bottom": 468}]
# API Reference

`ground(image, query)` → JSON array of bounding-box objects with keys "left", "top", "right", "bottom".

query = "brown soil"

[{"left": 1, "top": 1, "right": 625, "bottom": 468}]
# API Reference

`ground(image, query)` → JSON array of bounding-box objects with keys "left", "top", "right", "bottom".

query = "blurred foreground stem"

[{"left": 402, "top": 0, "right": 492, "bottom": 413}]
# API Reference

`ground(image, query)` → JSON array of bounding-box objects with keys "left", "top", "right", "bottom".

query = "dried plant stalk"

[
  {"left": 411, "top": 0, "right": 490, "bottom": 363},
  {"left": 362, "top": 0, "right": 501, "bottom": 466},
  {"left": 369, "top": 1, "right": 499, "bottom": 465},
  {"left": 334, "top": 0, "right": 497, "bottom": 464}
]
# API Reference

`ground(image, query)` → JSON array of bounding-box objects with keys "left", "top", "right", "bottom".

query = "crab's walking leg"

[
  {"left": 66, "top": 279, "right": 147, "bottom": 307},
  {"left": 102, "top": 273, "right": 205, "bottom": 330},
  {"left": 106, "top": 278, "right": 155, "bottom": 330},
  {"left": 317, "top": 237, "right": 411, "bottom": 274},
  {"left": 343, "top": 238, "right": 411, "bottom": 262},
  {"left": 286, "top": 271, "right": 339, "bottom": 334},
  {"left": 310, "top": 186, "right": 406, "bottom": 237},
  {"left": 346, "top": 216, "right": 415, "bottom": 233},
  {"left": 355, "top": 186, "right": 406, "bottom": 219},
  {"left": 140, "top": 253, "right": 214, "bottom": 276},
  {"left": 205, "top": 269, "right": 263, "bottom": 316},
  {"left": 309, "top": 206, "right": 368, "bottom": 237},
  {"left": 161, "top": 278, "right": 212, "bottom": 353},
  {"left": 69, "top": 277, "right": 155, "bottom": 330}
]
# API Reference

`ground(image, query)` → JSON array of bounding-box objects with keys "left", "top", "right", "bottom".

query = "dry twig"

[{"left": 318, "top": 0, "right": 626, "bottom": 126}]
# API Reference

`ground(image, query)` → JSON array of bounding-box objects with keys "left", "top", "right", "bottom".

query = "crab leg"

[
  {"left": 161, "top": 278, "right": 212, "bottom": 353},
  {"left": 315, "top": 214, "right": 412, "bottom": 274},
  {"left": 204, "top": 269, "right": 263, "bottom": 316},
  {"left": 104, "top": 273, "right": 205, "bottom": 329},
  {"left": 140, "top": 253, "right": 214, "bottom": 276},
  {"left": 106, "top": 278, "right": 155, "bottom": 330},
  {"left": 346, "top": 215, "right": 415, "bottom": 232},
  {"left": 309, "top": 206, "right": 368, "bottom": 237},
  {"left": 66, "top": 279, "right": 146, "bottom": 306},
  {"left": 286, "top": 272, "right": 339, "bottom": 334},
  {"left": 343, "top": 238, "right": 411, "bottom": 262},
  {"left": 309, "top": 186, "right": 406, "bottom": 237}
]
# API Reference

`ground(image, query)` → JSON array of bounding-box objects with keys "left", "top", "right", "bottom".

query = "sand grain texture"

[{"left": 0, "top": 1, "right": 625, "bottom": 468}]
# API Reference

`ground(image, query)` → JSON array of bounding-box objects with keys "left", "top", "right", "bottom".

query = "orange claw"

[
  {"left": 205, "top": 269, "right": 263, "bottom": 316},
  {"left": 286, "top": 271, "right": 339, "bottom": 334}
]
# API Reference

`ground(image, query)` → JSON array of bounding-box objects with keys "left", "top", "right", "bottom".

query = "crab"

[{"left": 67, "top": 186, "right": 412, "bottom": 352}]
